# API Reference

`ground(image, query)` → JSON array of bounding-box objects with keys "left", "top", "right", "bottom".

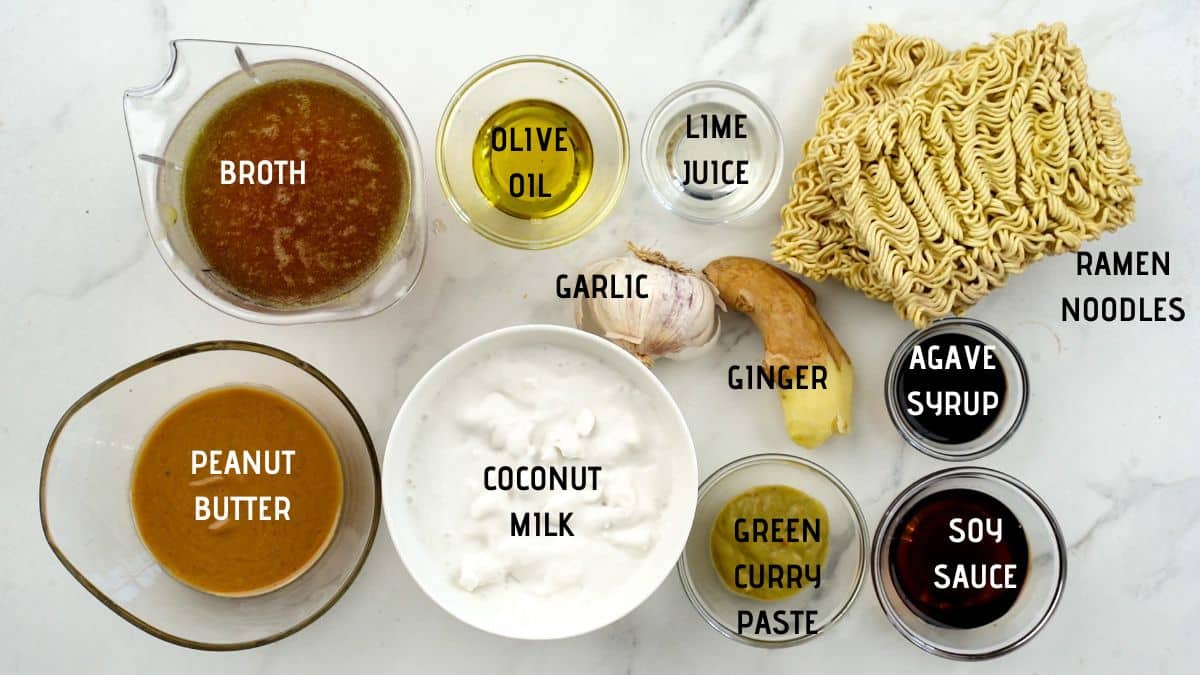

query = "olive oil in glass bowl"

[
  {"left": 472, "top": 99, "right": 595, "bottom": 220},
  {"left": 436, "top": 55, "right": 628, "bottom": 250}
]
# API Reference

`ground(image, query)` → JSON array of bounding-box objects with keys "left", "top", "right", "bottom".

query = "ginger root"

[{"left": 703, "top": 257, "right": 853, "bottom": 448}]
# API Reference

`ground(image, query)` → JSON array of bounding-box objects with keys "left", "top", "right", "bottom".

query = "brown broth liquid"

[
  {"left": 183, "top": 79, "right": 408, "bottom": 307},
  {"left": 131, "top": 385, "right": 343, "bottom": 597}
]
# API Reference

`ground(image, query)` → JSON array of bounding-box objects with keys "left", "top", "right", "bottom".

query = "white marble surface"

[{"left": 3, "top": 0, "right": 1198, "bottom": 672}]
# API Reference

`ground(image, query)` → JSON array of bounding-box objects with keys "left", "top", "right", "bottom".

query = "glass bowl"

[
  {"left": 884, "top": 317, "right": 1029, "bottom": 461},
  {"left": 641, "top": 81, "right": 783, "bottom": 224},
  {"left": 871, "top": 467, "right": 1067, "bottom": 660},
  {"left": 123, "top": 40, "right": 427, "bottom": 324},
  {"left": 40, "top": 341, "right": 381, "bottom": 650},
  {"left": 436, "top": 55, "right": 628, "bottom": 249},
  {"left": 678, "top": 453, "right": 867, "bottom": 648}
]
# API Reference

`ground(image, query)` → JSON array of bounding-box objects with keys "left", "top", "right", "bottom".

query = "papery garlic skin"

[{"left": 575, "top": 248, "right": 722, "bottom": 366}]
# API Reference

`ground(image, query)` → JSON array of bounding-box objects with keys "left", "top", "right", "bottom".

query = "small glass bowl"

[
  {"left": 884, "top": 317, "right": 1029, "bottom": 461},
  {"left": 124, "top": 40, "right": 427, "bottom": 324},
  {"left": 871, "top": 467, "right": 1067, "bottom": 660},
  {"left": 678, "top": 453, "right": 867, "bottom": 648},
  {"left": 40, "top": 341, "right": 381, "bottom": 650},
  {"left": 641, "top": 81, "right": 783, "bottom": 224},
  {"left": 436, "top": 55, "right": 628, "bottom": 249}
]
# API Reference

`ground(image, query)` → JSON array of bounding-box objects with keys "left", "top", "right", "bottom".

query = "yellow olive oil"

[{"left": 472, "top": 99, "right": 593, "bottom": 219}]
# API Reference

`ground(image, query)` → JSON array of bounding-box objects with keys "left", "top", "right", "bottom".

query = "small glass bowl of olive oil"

[{"left": 437, "top": 55, "right": 628, "bottom": 250}]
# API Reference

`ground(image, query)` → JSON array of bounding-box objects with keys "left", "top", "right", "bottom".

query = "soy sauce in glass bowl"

[{"left": 871, "top": 467, "right": 1066, "bottom": 660}]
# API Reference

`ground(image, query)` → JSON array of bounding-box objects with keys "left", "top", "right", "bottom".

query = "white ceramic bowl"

[{"left": 382, "top": 324, "right": 698, "bottom": 639}]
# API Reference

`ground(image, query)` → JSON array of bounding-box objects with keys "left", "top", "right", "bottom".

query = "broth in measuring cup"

[{"left": 183, "top": 79, "right": 409, "bottom": 307}]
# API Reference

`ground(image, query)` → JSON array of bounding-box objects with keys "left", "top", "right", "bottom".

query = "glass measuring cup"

[{"left": 124, "top": 40, "right": 426, "bottom": 324}]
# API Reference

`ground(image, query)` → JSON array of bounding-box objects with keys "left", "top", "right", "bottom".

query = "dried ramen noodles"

[{"left": 773, "top": 24, "right": 1139, "bottom": 326}]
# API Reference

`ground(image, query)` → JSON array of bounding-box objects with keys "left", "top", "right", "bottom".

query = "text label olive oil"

[{"left": 472, "top": 99, "right": 593, "bottom": 219}]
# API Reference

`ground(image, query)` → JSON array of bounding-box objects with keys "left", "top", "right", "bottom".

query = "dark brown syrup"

[{"left": 895, "top": 333, "right": 1007, "bottom": 446}]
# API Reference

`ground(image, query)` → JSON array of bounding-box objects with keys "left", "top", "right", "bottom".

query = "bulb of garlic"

[{"left": 575, "top": 244, "right": 723, "bottom": 366}]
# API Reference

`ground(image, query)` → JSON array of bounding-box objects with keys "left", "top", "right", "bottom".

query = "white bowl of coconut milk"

[{"left": 382, "top": 324, "right": 698, "bottom": 639}]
